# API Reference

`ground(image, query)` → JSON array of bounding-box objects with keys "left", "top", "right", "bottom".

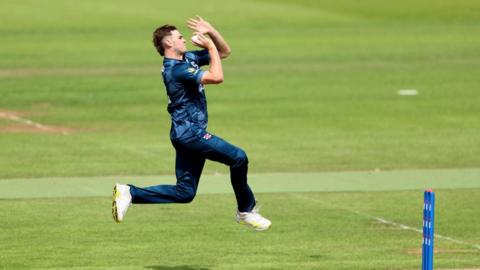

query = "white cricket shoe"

[
  {"left": 112, "top": 184, "right": 132, "bottom": 223},
  {"left": 236, "top": 205, "right": 271, "bottom": 231}
]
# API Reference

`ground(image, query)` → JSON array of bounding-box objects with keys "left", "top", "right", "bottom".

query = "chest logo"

[{"left": 190, "top": 61, "right": 199, "bottom": 69}]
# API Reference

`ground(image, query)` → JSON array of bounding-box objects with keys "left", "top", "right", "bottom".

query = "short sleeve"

[
  {"left": 190, "top": 50, "right": 210, "bottom": 67},
  {"left": 172, "top": 63, "right": 205, "bottom": 84}
]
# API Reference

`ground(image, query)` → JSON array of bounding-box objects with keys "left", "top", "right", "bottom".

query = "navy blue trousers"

[{"left": 128, "top": 132, "right": 256, "bottom": 212}]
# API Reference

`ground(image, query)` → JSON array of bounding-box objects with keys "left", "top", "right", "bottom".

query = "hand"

[
  {"left": 187, "top": 15, "right": 214, "bottom": 35},
  {"left": 191, "top": 33, "right": 214, "bottom": 49}
]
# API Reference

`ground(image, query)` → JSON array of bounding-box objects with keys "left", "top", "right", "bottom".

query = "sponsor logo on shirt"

[
  {"left": 202, "top": 133, "right": 212, "bottom": 140},
  {"left": 191, "top": 61, "right": 199, "bottom": 69}
]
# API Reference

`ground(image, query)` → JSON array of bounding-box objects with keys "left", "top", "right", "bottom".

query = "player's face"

[{"left": 170, "top": 30, "right": 187, "bottom": 54}]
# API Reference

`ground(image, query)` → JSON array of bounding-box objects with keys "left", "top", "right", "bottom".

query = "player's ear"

[{"left": 163, "top": 36, "right": 173, "bottom": 48}]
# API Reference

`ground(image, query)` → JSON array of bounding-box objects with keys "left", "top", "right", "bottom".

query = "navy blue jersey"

[{"left": 162, "top": 50, "right": 210, "bottom": 141}]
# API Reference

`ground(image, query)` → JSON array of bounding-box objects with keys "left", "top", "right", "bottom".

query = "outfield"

[
  {"left": 1, "top": 0, "right": 480, "bottom": 269},
  {"left": 1, "top": 171, "right": 480, "bottom": 269}
]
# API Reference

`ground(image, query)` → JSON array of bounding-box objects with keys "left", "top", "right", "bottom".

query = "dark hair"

[{"left": 153, "top": 24, "right": 177, "bottom": 56}]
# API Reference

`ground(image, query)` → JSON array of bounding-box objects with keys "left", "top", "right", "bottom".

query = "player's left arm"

[{"left": 187, "top": 16, "right": 231, "bottom": 59}]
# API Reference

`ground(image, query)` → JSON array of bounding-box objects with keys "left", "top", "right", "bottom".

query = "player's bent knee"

[
  {"left": 175, "top": 186, "right": 196, "bottom": 203},
  {"left": 177, "top": 192, "right": 195, "bottom": 203},
  {"left": 232, "top": 149, "right": 248, "bottom": 168}
]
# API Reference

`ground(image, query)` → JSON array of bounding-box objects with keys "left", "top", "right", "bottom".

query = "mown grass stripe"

[{"left": 1, "top": 168, "right": 479, "bottom": 199}]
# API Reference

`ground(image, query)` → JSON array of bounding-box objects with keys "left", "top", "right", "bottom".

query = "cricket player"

[{"left": 112, "top": 16, "right": 271, "bottom": 231}]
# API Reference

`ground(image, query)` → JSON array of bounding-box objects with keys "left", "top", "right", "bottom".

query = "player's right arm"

[{"left": 192, "top": 34, "right": 224, "bottom": 85}]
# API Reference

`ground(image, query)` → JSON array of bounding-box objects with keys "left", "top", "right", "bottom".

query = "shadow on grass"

[
  {"left": 308, "top": 254, "right": 323, "bottom": 259},
  {"left": 145, "top": 266, "right": 211, "bottom": 270}
]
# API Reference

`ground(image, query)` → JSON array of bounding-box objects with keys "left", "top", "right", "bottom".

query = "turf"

[
  {"left": 1, "top": 0, "right": 480, "bottom": 178},
  {"left": 1, "top": 169, "right": 480, "bottom": 199},
  {"left": 1, "top": 188, "right": 479, "bottom": 269},
  {"left": 1, "top": 0, "right": 480, "bottom": 269}
]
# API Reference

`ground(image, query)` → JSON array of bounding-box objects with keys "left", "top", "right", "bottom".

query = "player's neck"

[{"left": 164, "top": 50, "right": 184, "bottom": 61}]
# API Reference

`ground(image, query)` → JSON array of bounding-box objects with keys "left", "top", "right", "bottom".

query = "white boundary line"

[
  {"left": 0, "top": 111, "right": 69, "bottom": 134},
  {"left": 359, "top": 212, "right": 480, "bottom": 250},
  {"left": 294, "top": 194, "right": 480, "bottom": 250}
]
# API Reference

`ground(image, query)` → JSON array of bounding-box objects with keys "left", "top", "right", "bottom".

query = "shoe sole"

[
  {"left": 237, "top": 220, "right": 271, "bottom": 231},
  {"left": 112, "top": 185, "right": 120, "bottom": 223}
]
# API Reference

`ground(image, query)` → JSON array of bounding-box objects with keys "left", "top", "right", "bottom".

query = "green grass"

[
  {"left": 1, "top": 169, "right": 480, "bottom": 199},
  {"left": 1, "top": 0, "right": 480, "bottom": 269},
  {"left": 1, "top": 188, "right": 479, "bottom": 269},
  {"left": 1, "top": 171, "right": 480, "bottom": 269},
  {"left": 1, "top": 0, "right": 480, "bottom": 178}
]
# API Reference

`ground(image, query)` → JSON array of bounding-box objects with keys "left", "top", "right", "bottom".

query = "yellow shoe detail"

[{"left": 112, "top": 185, "right": 120, "bottom": 223}]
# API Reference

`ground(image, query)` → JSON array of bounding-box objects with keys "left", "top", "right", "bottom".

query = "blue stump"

[{"left": 422, "top": 189, "right": 435, "bottom": 270}]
